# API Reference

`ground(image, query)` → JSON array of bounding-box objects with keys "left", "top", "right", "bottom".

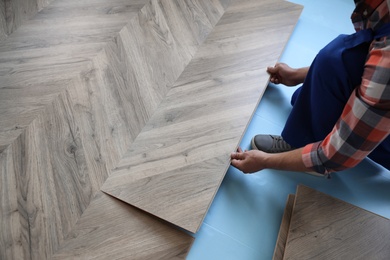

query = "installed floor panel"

[
  {"left": 102, "top": 0, "right": 302, "bottom": 233},
  {"left": 187, "top": 0, "right": 390, "bottom": 259},
  {"left": 51, "top": 192, "right": 193, "bottom": 260},
  {"left": 0, "top": 0, "right": 228, "bottom": 258},
  {"left": 6, "top": 0, "right": 386, "bottom": 259},
  {"left": 0, "top": 0, "right": 52, "bottom": 40},
  {"left": 283, "top": 186, "right": 390, "bottom": 259},
  {"left": 0, "top": 0, "right": 303, "bottom": 259}
]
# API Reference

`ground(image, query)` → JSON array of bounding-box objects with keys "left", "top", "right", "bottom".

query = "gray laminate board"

[
  {"left": 283, "top": 185, "right": 390, "bottom": 260},
  {"left": 1, "top": 0, "right": 52, "bottom": 39},
  {"left": 0, "top": 0, "right": 6, "bottom": 41},
  {"left": 0, "top": 0, "right": 228, "bottom": 258},
  {"left": 0, "top": 0, "right": 147, "bottom": 151},
  {"left": 102, "top": 0, "right": 303, "bottom": 233},
  {"left": 51, "top": 192, "right": 193, "bottom": 260},
  {"left": 0, "top": 90, "right": 97, "bottom": 259},
  {"left": 273, "top": 194, "right": 295, "bottom": 260}
]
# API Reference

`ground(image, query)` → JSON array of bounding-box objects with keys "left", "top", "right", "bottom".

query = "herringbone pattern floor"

[
  {"left": 102, "top": 0, "right": 302, "bottom": 233},
  {"left": 0, "top": 0, "right": 301, "bottom": 258}
]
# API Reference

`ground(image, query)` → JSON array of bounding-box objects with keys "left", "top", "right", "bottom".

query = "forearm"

[
  {"left": 293, "top": 66, "right": 310, "bottom": 85},
  {"left": 231, "top": 147, "right": 316, "bottom": 174},
  {"left": 263, "top": 148, "right": 312, "bottom": 172}
]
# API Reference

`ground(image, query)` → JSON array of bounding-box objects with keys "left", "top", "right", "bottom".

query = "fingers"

[
  {"left": 231, "top": 159, "right": 249, "bottom": 174},
  {"left": 231, "top": 159, "right": 251, "bottom": 174},
  {"left": 231, "top": 149, "right": 266, "bottom": 174},
  {"left": 270, "top": 77, "right": 280, "bottom": 84},
  {"left": 231, "top": 150, "right": 245, "bottom": 160},
  {"left": 231, "top": 148, "right": 250, "bottom": 173},
  {"left": 230, "top": 159, "right": 240, "bottom": 168},
  {"left": 267, "top": 63, "right": 283, "bottom": 73},
  {"left": 267, "top": 64, "right": 278, "bottom": 73},
  {"left": 231, "top": 146, "right": 249, "bottom": 160},
  {"left": 267, "top": 65, "right": 281, "bottom": 84}
]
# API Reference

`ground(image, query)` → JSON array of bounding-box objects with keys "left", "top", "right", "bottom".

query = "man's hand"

[
  {"left": 267, "top": 63, "right": 309, "bottom": 86},
  {"left": 230, "top": 147, "right": 269, "bottom": 174},
  {"left": 231, "top": 147, "right": 313, "bottom": 174}
]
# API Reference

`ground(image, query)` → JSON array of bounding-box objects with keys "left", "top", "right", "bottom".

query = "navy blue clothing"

[{"left": 281, "top": 24, "right": 390, "bottom": 170}]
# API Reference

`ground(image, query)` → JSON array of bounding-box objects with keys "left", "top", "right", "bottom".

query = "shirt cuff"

[{"left": 302, "top": 142, "right": 329, "bottom": 175}]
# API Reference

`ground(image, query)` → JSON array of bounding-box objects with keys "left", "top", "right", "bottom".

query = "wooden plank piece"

[
  {"left": 283, "top": 185, "right": 390, "bottom": 260},
  {"left": 102, "top": 0, "right": 303, "bottom": 233},
  {"left": 0, "top": 0, "right": 229, "bottom": 258},
  {"left": 2, "top": 0, "right": 53, "bottom": 37},
  {"left": 0, "top": 0, "right": 147, "bottom": 155},
  {"left": 52, "top": 192, "right": 193, "bottom": 260},
  {"left": 273, "top": 194, "right": 295, "bottom": 260},
  {"left": 103, "top": 69, "right": 271, "bottom": 232}
]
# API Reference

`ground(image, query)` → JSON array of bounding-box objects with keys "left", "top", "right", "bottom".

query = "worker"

[{"left": 231, "top": 0, "right": 390, "bottom": 177}]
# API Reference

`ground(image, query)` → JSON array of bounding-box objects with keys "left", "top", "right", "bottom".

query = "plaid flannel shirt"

[{"left": 302, "top": 0, "right": 390, "bottom": 174}]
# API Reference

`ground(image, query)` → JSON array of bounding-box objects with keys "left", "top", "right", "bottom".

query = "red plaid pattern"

[{"left": 302, "top": 0, "right": 390, "bottom": 174}]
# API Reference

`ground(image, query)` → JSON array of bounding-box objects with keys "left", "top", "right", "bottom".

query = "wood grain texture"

[
  {"left": 0, "top": 0, "right": 146, "bottom": 151},
  {"left": 1, "top": 0, "right": 52, "bottom": 38},
  {"left": 102, "top": 0, "right": 303, "bottom": 233},
  {"left": 273, "top": 194, "right": 295, "bottom": 260},
  {"left": 0, "top": 0, "right": 228, "bottom": 258},
  {"left": 52, "top": 192, "right": 193, "bottom": 260},
  {"left": 283, "top": 186, "right": 390, "bottom": 260},
  {"left": 0, "top": 90, "right": 95, "bottom": 259},
  {"left": 103, "top": 70, "right": 271, "bottom": 232},
  {"left": 0, "top": 0, "right": 302, "bottom": 258},
  {"left": 0, "top": 0, "right": 6, "bottom": 41}
]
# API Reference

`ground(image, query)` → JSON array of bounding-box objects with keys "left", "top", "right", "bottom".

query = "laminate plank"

[
  {"left": 0, "top": 138, "right": 23, "bottom": 259},
  {"left": 52, "top": 192, "right": 193, "bottom": 260},
  {"left": 102, "top": 0, "right": 303, "bottom": 233},
  {"left": 4, "top": 0, "right": 37, "bottom": 35},
  {"left": 1, "top": 0, "right": 297, "bottom": 257},
  {"left": 0, "top": 0, "right": 146, "bottom": 151},
  {"left": 2, "top": 3, "right": 144, "bottom": 51},
  {"left": 2, "top": 0, "right": 52, "bottom": 37},
  {"left": 102, "top": 70, "right": 270, "bottom": 232},
  {"left": 0, "top": 1, "right": 6, "bottom": 41},
  {"left": 0, "top": 90, "right": 97, "bottom": 259},
  {"left": 0, "top": 79, "right": 72, "bottom": 149},
  {"left": 273, "top": 194, "right": 295, "bottom": 260},
  {"left": 0, "top": 0, "right": 226, "bottom": 151},
  {"left": 283, "top": 185, "right": 390, "bottom": 260},
  {"left": 0, "top": 0, "right": 229, "bottom": 258},
  {"left": 64, "top": 0, "right": 228, "bottom": 183}
]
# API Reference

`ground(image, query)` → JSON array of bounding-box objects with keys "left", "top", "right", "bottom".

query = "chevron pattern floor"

[{"left": 0, "top": 0, "right": 302, "bottom": 258}]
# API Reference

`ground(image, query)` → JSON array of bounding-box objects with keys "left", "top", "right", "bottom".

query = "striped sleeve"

[{"left": 302, "top": 42, "right": 390, "bottom": 174}]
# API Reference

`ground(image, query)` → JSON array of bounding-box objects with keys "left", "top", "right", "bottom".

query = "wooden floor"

[
  {"left": 0, "top": 0, "right": 302, "bottom": 258},
  {"left": 279, "top": 186, "right": 390, "bottom": 260},
  {"left": 1, "top": 0, "right": 53, "bottom": 41},
  {"left": 102, "top": 0, "right": 303, "bottom": 233},
  {"left": 272, "top": 194, "right": 294, "bottom": 260}
]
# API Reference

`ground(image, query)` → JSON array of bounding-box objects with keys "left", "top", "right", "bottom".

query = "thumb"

[
  {"left": 267, "top": 66, "right": 278, "bottom": 74},
  {"left": 231, "top": 151, "right": 245, "bottom": 160}
]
